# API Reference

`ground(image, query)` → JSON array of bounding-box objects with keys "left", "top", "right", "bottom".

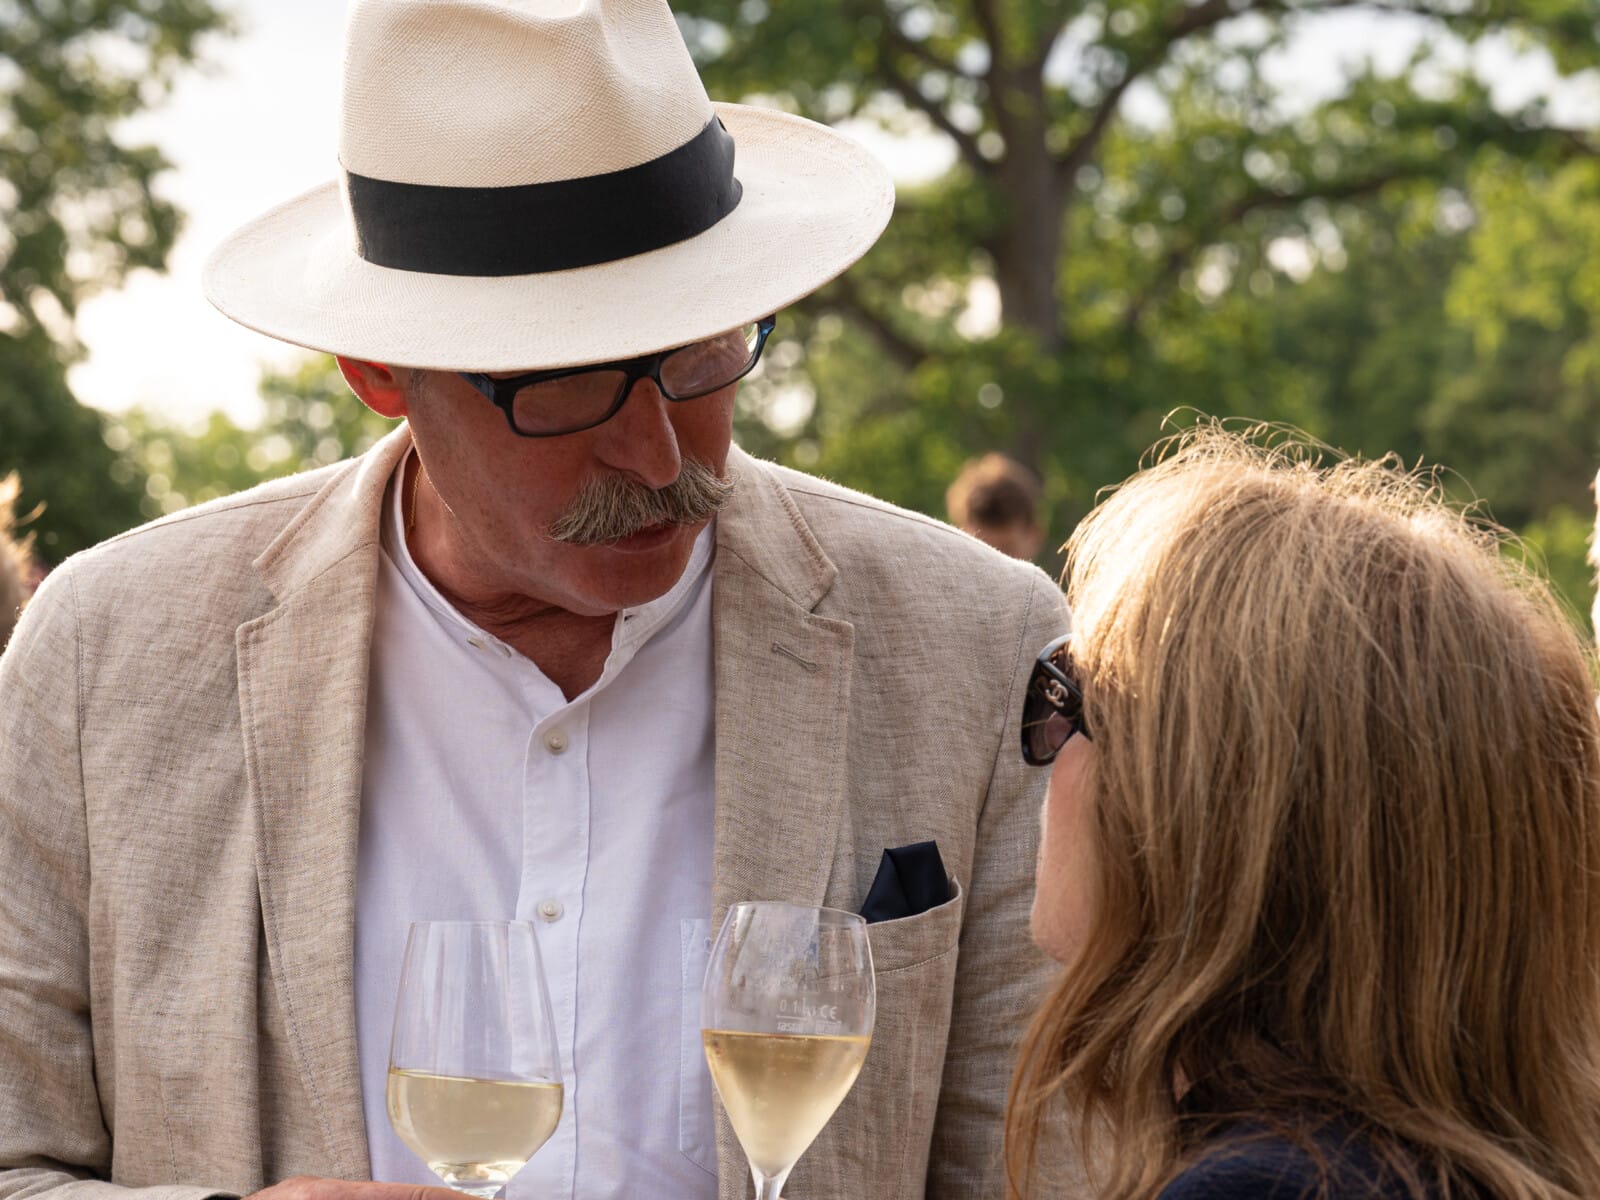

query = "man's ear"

[{"left": 337, "top": 356, "right": 409, "bottom": 419}]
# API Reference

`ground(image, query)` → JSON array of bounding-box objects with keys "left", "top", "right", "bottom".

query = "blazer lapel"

[
  {"left": 710, "top": 446, "right": 854, "bottom": 918},
  {"left": 236, "top": 427, "right": 412, "bottom": 1181},
  {"left": 709, "top": 450, "right": 859, "bottom": 1198}
]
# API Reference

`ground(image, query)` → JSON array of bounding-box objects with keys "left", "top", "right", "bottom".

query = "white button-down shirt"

[{"left": 353, "top": 455, "right": 719, "bottom": 1198}]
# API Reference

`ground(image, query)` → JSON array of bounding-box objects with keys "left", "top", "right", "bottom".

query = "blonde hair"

[
  {"left": 0, "top": 473, "right": 33, "bottom": 650},
  {"left": 1007, "top": 424, "right": 1600, "bottom": 1199},
  {"left": 1589, "top": 467, "right": 1600, "bottom": 636}
]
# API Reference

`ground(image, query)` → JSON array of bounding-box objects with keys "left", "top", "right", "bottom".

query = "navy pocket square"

[{"left": 859, "top": 840, "right": 951, "bottom": 924}]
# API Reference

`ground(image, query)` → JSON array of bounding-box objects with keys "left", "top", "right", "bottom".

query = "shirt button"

[
  {"left": 544, "top": 730, "right": 568, "bottom": 754},
  {"left": 537, "top": 898, "right": 564, "bottom": 922}
]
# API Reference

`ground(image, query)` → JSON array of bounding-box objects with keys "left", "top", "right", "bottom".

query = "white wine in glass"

[
  {"left": 702, "top": 902, "right": 875, "bottom": 1200},
  {"left": 387, "top": 921, "right": 563, "bottom": 1198}
]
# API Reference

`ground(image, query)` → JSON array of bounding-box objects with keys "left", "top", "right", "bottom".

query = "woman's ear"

[{"left": 337, "top": 357, "right": 409, "bottom": 419}]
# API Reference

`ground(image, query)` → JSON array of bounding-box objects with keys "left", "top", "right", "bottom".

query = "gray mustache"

[{"left": 548, "top": 457, "right": 735, "bottom": 544}]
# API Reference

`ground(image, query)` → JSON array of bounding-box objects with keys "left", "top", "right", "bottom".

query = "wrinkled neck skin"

[{"left": 403, "top": 454, "right": 625, "bottom": 700}]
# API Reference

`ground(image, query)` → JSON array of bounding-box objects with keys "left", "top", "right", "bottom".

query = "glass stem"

[{"left": 752, "top": 1164, "right": 792, "bottom": 1200}]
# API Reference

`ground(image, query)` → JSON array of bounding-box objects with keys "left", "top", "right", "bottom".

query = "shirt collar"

[{"left": 383, "top": 448, "right": 716, "bottom": 663}]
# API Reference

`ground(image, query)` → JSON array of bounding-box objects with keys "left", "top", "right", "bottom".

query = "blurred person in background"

[
  {"left": 0, "top": 2, "right": 1069, "bottom": 1200},
  {"left": 0, "top": 474, "right": 32, "bottom": 650},
  {"left": 947, "top": 452, "right": 1047, "bottom": 561},
  {"left": 1008, "top": 425, "right": 1600, "bottom": 1199}
]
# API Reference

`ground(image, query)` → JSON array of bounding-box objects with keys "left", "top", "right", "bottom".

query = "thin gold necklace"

[{"left": 407, "top": 461, "right": 422, "bottom": 534}]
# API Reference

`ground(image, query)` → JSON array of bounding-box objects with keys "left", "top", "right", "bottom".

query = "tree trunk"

[
  {"left": 987, "top": 67, "right": 1064, "bottom": 471},
  {"left": 993, "top": 162, "right": 1063, "bottom": 347}
]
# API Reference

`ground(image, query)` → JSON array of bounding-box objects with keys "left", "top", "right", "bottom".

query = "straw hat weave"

[{"left": 204, "top": 0, "right": 894, "bottom": 371}]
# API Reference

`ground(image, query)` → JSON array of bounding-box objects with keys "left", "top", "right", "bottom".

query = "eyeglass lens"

[
  {"left": 509, "top": 323, "right": 761, "bottom": 435},
  {"left": 660, "top": 324, "right": 760, "bottom": 396},
  {"left": 511, "top": 370, "right": 628, "bottom": 435}
]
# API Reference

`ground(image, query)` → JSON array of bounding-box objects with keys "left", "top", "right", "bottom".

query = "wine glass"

[
  {"left": 701, "top": 902, "right": 875, "bottom": 1200},
  {"left": 387, "top": 920, "right": 563, "bottom": 1198}
]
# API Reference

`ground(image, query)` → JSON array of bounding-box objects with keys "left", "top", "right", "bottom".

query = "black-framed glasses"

[
  {"left": 1022, "top": 633, "right": 1091, "bottom": 765},
  {"left": 459, "top": 314, "right": 777, "bottom": 437}
]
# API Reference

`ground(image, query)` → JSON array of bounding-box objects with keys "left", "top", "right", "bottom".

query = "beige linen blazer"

[{"left": 0, "top": 429, "right": 1069, "bottom": 1200}]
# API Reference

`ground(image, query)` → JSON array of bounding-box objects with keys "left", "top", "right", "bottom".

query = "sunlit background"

[
  {"left": 67, "top": 2, "right": 1600, "bottom": 425},
  {"left": 5, "top": 0, "right": 1600, "bottom": 618}
]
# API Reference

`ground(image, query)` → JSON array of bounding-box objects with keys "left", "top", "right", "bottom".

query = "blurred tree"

[
  {"left": 682, "top": 0, "right": 1600, "bottom": 559},
  {"left": 0, "top": 327, "right": 141, "bottom": 557},
  {"left": 1119, "top": 169, "right": 1600, "bottom": 627},
  {"left": 1434, "top": 153, "right": 1600, "bottom": 629},
  {"left": 0, "top": 0, "right": 229, "bottom": 561},
  {"left": 1435, "top": 153, "right": 1600, "bottom": 524},
  {"left": 104, "top": 355, "right": 397, "bottom": 520}
]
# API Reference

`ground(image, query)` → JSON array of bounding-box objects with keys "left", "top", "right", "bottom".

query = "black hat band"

[{"left": 344, "top": 116, "right": 742, "bottom": 277}]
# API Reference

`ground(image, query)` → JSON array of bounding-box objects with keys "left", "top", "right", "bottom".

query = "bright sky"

[
  {"left": 71, "top": 0, "right": 345, "bottom": 426},
  {"left": 67, "top": 2, "right": 1600, "bottom": 429}
]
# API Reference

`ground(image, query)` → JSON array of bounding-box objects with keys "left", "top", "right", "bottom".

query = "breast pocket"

[
  {"left": 853, "top": 879, "right": 967, "bottom": 1188},
  {"left": 678, "top": 917, "right": 717, "bottom": 1177},
  {"left": 789, "top": 881, "right": 969, "bottom": 1198},
  {"left": 865, "top": 876, "right": 966, "bottom": 975}
]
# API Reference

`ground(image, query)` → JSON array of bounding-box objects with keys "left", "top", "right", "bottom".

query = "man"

[
  {"left": 946, "top": 453, "right": 1048, "bottom": 562},
  {"left": 0, "top": 2, "right": 1069, "bottom": 1198}
]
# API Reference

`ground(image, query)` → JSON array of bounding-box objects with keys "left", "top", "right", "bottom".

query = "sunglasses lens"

[
  {"left": 1021, "top": 679, "right": 1070, "bottom": 765},
  {"left": 1021, "top": 643, "right": 1088, "bottom": 765},
  {"left": 1041, "top": 708, "right": 1075, "bottom": 756}
]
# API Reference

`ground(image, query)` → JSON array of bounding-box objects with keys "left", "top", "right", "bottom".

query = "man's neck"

[
  {"left": 402, "top": 456, "right": 616, "bottom": 700},
  {"left": 438, "top": 584, "right": 615, "bottom": 701}
]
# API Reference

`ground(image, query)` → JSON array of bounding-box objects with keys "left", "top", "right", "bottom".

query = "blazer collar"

[
  {"left": 237, "top": 424, "right": 411, "bottom": 1179},
  {"left": 253, "top": 425, "right": 411, "bottom": 601},
  {"left": 709, "top": 447, "right": 855, "bottom": 916},
  {"left": 708, "top": 448, "right": 861, "bottom": 1195},
  {"left": 715, "top": 446, "right": 837, "bottom": 610}
]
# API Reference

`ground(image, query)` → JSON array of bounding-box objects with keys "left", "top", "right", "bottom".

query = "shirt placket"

[{"left": 510, "top": 697, "right": 591, "bottom": 1200}]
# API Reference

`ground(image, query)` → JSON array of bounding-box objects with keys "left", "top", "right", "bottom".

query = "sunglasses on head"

[{"left": 1021, "top": 633, "right": 1091, "bottom": 766}]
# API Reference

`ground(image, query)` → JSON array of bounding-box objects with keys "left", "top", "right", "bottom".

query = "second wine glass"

[
  {"left": 386, "top": 920, "right": 562, "bottom": 1199},
  {"left": 701, "top": 902, "right": 875, "bottom": 1200}
]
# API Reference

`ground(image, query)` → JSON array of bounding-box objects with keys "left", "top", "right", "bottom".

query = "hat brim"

[{"left": 202, "top": 104, "right": 894, "bottom": 371}]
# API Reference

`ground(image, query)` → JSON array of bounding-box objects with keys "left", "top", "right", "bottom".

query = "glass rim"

[
  {"left": 722, "top": 900, "right": 867, "bottom": 926},
  {"left": 403, "top": 918, "right": 540, "bottom": 931}
]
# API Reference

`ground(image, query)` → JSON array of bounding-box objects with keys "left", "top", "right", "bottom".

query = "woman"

[{"left": 1006, "top": 426, "right": 1600, "bottom": 1199}]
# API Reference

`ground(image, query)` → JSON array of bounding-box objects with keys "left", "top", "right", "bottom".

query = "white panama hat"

[{"left": 203, "top": 0, "right": 895, "bottom": 371}]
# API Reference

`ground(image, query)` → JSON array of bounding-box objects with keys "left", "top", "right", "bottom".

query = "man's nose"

[{"left": 592, "top": 376, "right": 682, "bottom": 490}]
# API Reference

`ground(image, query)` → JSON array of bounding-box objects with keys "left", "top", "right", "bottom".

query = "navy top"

[{"left": 1158, "top": 1123, "right": 1436, "bottom": 1199}]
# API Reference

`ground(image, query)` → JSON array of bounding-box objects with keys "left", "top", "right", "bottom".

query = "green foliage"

[
  {"left": 0, "top": 328, "right": 144, "bottom": 557},
  {"left": 676, "top": 0, "right": 1600, "bottom": 615},
  {"left": 1, "top": 0, "right": 227, "bottom": 338},
  {"left": 1431, "top": 155, "right": 1600, "bottom": 532},
  {"left": 12, "top": 0, "right": 1600, "bottom": 636},
  {"left": 103, "top": 356, "right": 398, "bottom": 521},
  {"left": 1519, "top": 504, "right": 1596, "bottom": 636},
  {"left": 0, "top": 0, "right": 230, "bottom": 561}
]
